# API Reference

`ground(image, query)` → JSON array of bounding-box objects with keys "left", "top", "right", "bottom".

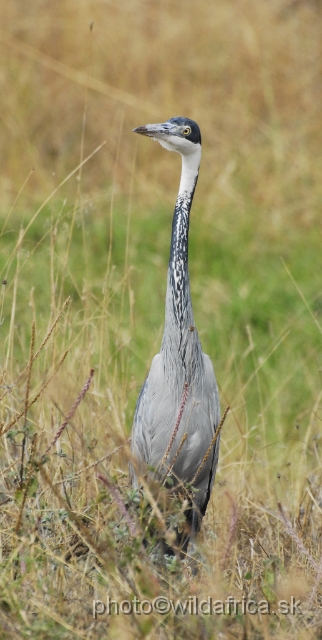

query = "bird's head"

[{"left": 133, "top": 117, "right": 201, "bottom": 156}]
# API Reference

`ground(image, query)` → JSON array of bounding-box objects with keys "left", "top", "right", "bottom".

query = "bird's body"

[{"left": 131, "top": 117, "right": 220, "bottom": 546}]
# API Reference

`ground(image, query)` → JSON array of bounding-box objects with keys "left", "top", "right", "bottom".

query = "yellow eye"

[{"left": 183, "top": 126, "right": 191, "bottom": 135}]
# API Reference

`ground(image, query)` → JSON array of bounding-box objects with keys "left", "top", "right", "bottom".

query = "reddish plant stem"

[{"left": 42, "top": 368, "right": 94, "bottom": 458}]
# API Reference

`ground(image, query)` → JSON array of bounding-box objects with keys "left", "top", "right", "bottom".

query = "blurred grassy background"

[
  {"left": 1, "top": 0, "right": 322, "bottom": 637},
  {"left": 1, "top": 0, "right": 322, "bottom": 437}
]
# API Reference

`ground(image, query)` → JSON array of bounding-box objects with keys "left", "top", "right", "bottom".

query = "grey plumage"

[{"left": 131, "top": 117, "right": 220, "bottom": 546}]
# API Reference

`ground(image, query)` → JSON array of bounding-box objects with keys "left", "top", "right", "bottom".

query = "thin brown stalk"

[
  {"left": 60, "top": 467, "right": 72, "bottom": 510},
  {"left": 0, "top": 297, "right": 70, "bottom": 404},
  {"left": 168, "top": 433, "right": 188, "bottom": 474},
  {"left": 191, "top": 405, "right": 229, "bottom": 485},
  {"left": 53, "top": 439, "right": 131, "bottom": 485},
  {"left": 1, "top": 168, "right": 34, "bottom": 236},
  {"left": 24, "top": 320, "right": 36, "bottom": 418},
  {"left": 42, "top": 368, "right": 94, "bottom": 458},
  {"left": 0, "top": 351, "right": 69, "bottom": 436},
  {"left": 15, "top": 434, "right": 37, "bottom": 534},
  {"left": 160, "top": 382, "right": 189, "bottom": 469},
  {"left": 20, "top": 320, "right": 36, "bottom": 486},
  {"left": 106, "top": 387, "right": 125, "bottom": 440},
  {"left": 97, "top": 473, "right": 138, "bottom": 537},
  {"left": 277, "top": 503, "right": 319, "bottom": 572},
  {"left": 32, "top": 297, "right": 70, "bottom": 363},
  {"left": 221, "top": 492, "right": 238, "bottom": 569},
  {"left": 162, "top": 433, "right": 188, "bottom": 485}
]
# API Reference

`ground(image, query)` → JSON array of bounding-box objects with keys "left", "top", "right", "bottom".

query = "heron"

[{"left": 130, "top": 117, "right": 220, "bottom": 552}]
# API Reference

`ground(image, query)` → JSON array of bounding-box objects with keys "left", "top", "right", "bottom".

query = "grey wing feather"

[
  {"left": 130, "top": 353, "right": 166, "bottom": 484},
  {"left": 131, "top": 350, "right": 220, "bottom": 515}
]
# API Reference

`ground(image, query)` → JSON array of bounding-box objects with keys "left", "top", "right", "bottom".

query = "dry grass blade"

[
  {"left": 1, "top": 168, "right": 34, "bottom": 236},
  {"left": 277, "top": 503, "right": 319, "bottom": 572},
  {"left": 281, "top": 258, "right": 322, "bottom": 337},
  {"left": 42, "top": 368, "right": 94, "bottom": 458},
  {"left": 160, "top": 382, "right": 189, "bottom": 469},
  {"left": 97, "top": 473, "right": 138, "bottom": 537},
  {"left": 23, "top": 320, "right": 36, "bottom": 418},
  {"left": 24, "top": 145, "right": 106, "bottom": 237},
  {"left": 221, "top": 491, "right": 238, "bottom": 570},
  {"left": 19, "top": 319, "right": 36, "bottom": 486},
  {"left": 28, "top": 598, "right": 88, "bottom": 640},
  {"left": 1, "top": 140, "right": 107, "bottom": 282},
  {"left": 106, "top": 387, "right": 126, "bottom": 440},
  {"left": 191, "top": 405, "right": 229, "bottom": 485},
  {"left": 0, "top": 297, "right": 70, "bottom": 404},
  {"left": 32, "top": 297, "right": 70, "bottom": 363},
  {"left": 166, "top": 433, "right": 188, "bottom": 477},
  {"left": 0, "top": 350, "right": 69, "bottom": 436},
  {"left": 53, "top": 440, "right": 131, "bottom": 485},
  {"left": 39, "top": 466, "right": 107, "bottom": 567},
  {"left": 138, "top": 475, "right": 167, "bottom": 534},
  {"left": 308, "top": 555, "right": 322, "bottom": 607},
  {"left": 15, "top": 434, "right": 37, "bottom": 534},
  {"left": 1, "top": 32, "right": 160, "bottom": 116}
]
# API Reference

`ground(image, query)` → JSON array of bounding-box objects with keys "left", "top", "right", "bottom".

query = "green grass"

[
  {"left": 1, "top": 187, "right": 321, "bottom": 639},
  {"left": 1, "top": 179, "right": 322, "bottom": 639},
  {"left": 2, "top": 194, "right": 321, "bottom": 434}
]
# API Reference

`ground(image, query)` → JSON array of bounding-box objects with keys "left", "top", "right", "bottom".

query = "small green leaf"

[
  {"left": 27, "top": 476, "right": 39, "bottom": 497},
  {"left": 95, "top": 490, "right": 108, "bottom": 503},
  {"left": 6, "top": 430, "right": 19, "bottom": 441},
  {"left": 14, "top": 488, "right": 24, "bottom": 504}
]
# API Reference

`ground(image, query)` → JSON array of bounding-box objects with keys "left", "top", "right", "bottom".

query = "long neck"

[{"left": 161, "top": 147, "right": 202, "bottom": 378}]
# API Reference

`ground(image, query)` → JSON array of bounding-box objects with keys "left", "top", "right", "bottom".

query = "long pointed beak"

[{"left": 133, "top": 122, "right": 175, "bottom": 138}]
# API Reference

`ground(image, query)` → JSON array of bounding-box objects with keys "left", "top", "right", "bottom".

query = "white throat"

[
  {"left": 178, "top": 145, "right": 201, "bottom": 197},
  {"left": 154, "top": 135, "right": 201, "bottom": 198}
]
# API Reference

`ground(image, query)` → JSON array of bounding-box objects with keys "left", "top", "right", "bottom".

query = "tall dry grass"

[
  {"left": 0, "top": 0, "right": 322, "bottom": 218},
  {"left": 1, "top": 1, "right": 322, "bottom": 638}
]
